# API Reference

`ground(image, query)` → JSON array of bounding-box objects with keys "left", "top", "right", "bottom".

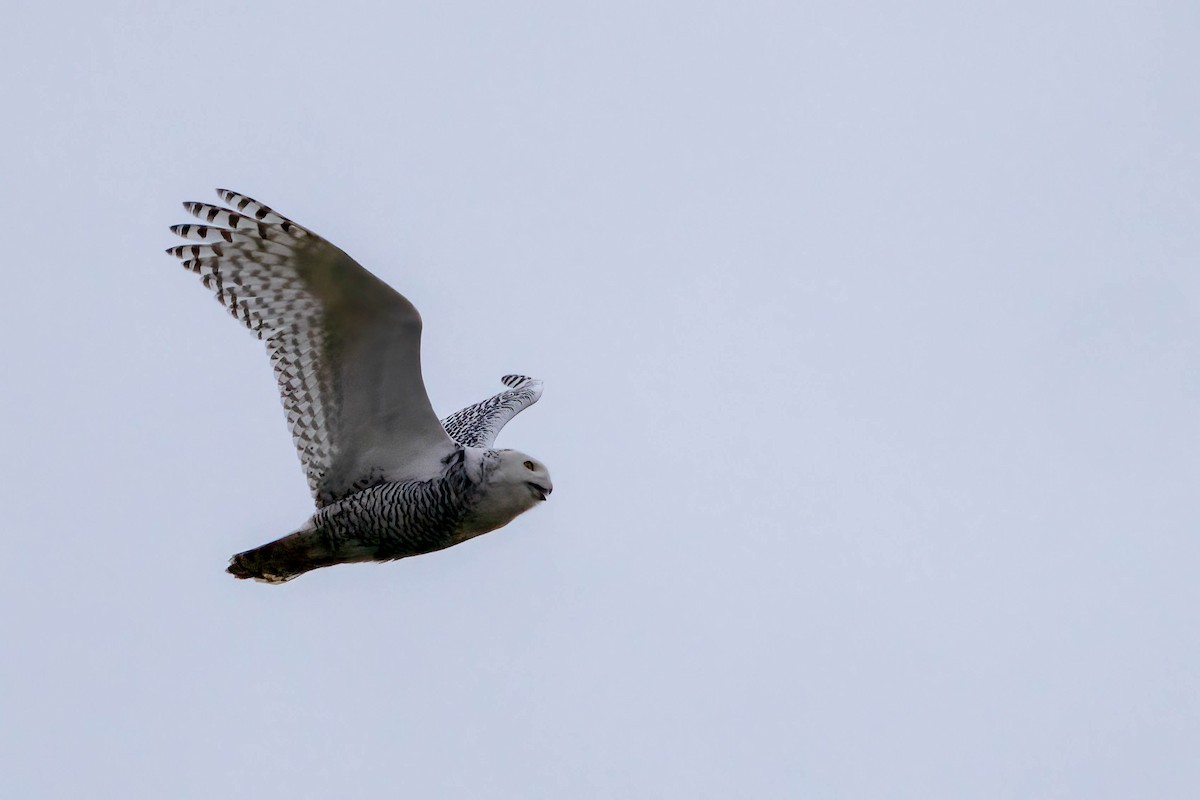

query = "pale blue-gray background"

[{"left": 2, "top": 1, "right": 1197, "bottom": 797}]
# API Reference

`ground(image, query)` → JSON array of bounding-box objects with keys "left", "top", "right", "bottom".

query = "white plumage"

[{"left": 167, "top": 190, "right": 552, "bottom": 583}]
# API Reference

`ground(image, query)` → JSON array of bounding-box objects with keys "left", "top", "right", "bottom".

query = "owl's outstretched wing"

[
  {"left": 167, "top": 189, "right": 457, "bottom": 507},
  {"left": 440, "top": 375, "right": 544, "bottom": 448}
]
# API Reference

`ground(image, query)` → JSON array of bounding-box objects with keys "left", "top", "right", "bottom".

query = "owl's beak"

[{"left": 527, "top": 481, "right": 552, "bottom": 501}]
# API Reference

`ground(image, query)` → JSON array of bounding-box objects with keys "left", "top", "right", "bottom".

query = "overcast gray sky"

[{"left": 2, "top": 1, "right": 1198, "bottom": 797}]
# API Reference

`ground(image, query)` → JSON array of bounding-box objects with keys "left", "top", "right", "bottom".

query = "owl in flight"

[{"left": 166, "top": 189, "right": 552, "bottom": 583}]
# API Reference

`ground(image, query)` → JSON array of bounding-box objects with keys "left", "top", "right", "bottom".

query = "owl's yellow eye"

[{"left": 523, "top": 460, "right": 535, "bottom": 471}]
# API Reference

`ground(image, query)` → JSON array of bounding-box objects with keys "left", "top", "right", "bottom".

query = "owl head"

[
  {"left": 459, "top": 448, "right": 552, "bottom": 535},
  {"left": 493, "top": 449, "right": 553, "bottom": 502}
]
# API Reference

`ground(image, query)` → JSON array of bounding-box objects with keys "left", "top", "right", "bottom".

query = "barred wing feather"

[
  {"left": 167, "top": 189, "right": 457, "bottom": 507},
  {"left": 440, "top": 375, "right": 543, "bottom": 448}
]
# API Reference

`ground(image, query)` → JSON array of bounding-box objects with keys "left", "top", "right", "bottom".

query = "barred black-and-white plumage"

[
  {"left": 440, "top": 375, "right": 543, "bottom": 448},
  {"left": 167, "top": 190, "right": 552, "bottom": 583}
]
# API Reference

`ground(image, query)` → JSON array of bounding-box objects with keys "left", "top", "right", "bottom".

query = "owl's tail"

[{"left": 227, "top": 525, "right": 339, "bottom": 584}]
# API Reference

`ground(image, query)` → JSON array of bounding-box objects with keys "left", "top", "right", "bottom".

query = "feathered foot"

[{"left": 227, "top": 527, "right": 338, "bottom": 584}]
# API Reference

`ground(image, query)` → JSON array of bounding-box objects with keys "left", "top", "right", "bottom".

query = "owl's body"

[
  {"left": 229, "top": 447, "right": 550, "bottom": 583},
  {"left": 167, "top": 190, "right": 552, "bottom": 583}
]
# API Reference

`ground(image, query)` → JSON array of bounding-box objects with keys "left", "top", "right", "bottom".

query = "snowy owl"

[{"left": 166, "top": 189, "right": 552, "bottom": 583}]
